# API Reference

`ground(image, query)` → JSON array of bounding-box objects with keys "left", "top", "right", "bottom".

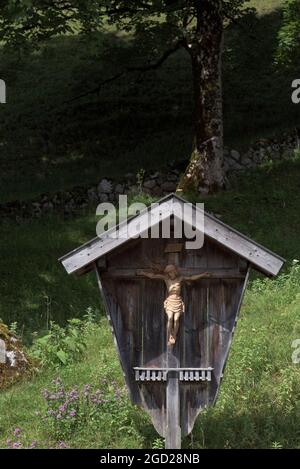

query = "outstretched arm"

[
  {"left": 183, "top": 272, "right": 210, "bottom": 282},
  {"left": 138, "top": 270, "right": 165, "bottom": 280}
]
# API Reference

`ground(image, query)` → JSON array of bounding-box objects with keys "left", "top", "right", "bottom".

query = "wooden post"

[
  {"left": 165, "top": 242, "right": 182, "bottom": 449},
  {"left": 165, "top": 346, "right": 181, "bottom": 449}
]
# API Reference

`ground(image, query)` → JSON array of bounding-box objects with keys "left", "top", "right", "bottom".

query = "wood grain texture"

[
  {"left": 97, "top": 236, "right": 250, "bottom": 440},
  {"left": 60, "top": 194, "right": 284, "bottom": 448},
  {"left": 60, "top": 194, "right": 285, "bottom": 277}
]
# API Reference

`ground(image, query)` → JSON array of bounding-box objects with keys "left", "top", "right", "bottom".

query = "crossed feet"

[{"left": 168, "top": 335, "right": 176, "bottom": 346}]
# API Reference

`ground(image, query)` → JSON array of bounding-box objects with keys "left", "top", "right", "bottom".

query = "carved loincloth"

[{"left": 164, "top": 295, "right": 184, "bottom": 315}]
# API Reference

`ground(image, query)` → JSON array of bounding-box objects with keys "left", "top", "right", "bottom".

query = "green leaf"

[
  {"left": 36, "top": 335, "right": 51, "bottom": 345},
  {"left": 64, "top": 337, "right": 77, "bottom": 352},
  {"left": 56, "top": 349, "right": 68, "bottom": 365}
]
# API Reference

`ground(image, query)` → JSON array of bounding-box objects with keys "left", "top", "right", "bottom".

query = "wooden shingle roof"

[{"left": 59, "top": 193, "right": 285, "bottom": 277}]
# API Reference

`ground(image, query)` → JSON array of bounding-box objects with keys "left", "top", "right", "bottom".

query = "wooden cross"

[
  {"left": 164, "top": 242, "right": 182, "bottom": 449},
  {"left": 164, "top": 241, "right": 183, "bottom": 264}
]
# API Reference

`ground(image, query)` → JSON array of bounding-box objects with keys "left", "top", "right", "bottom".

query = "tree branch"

[{"left": 64, "top": 39, "right": 185, "bottom": 104}]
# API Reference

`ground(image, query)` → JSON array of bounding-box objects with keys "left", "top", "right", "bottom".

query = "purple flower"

[
  {"left": 12, "top": 442, "right": 22, "bottom": 449},
  {"left": 68, "top": 389, "right": 79, "bottom": 401},
  {"left": 69, "top": 409, "right": 76, "bottom": 418},
  {"left": 58, "top": 441, "right": 68, "bottom": 449},
  {"left": 13, "top": 428, "right": 21, "bottom": 437},
  {"left": 59, "top": 405, "right": 67, "bottom": 413}
]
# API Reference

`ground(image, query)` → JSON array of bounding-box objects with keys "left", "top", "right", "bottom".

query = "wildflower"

[
  {"left": 58, "top": 441, "right": 68, "bottom": 449},
  {"left": 69, "top": 409, "right": 76, "bottom": 418},
  {"left": 12, "top": 442, "right": 22, "bottom": 449},
  {"left": 13, "top": 428, "right": 21, "bottom": 437},
  {"left": 68, "top": 389, "right": 79, "bottom": 401}
]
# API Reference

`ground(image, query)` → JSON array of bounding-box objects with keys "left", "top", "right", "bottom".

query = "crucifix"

[
  {"left": 139, "top": 243, "right": 208, "bottom": 346},
  {"left": 61, "top": 193, "right": 284, "bottom": 451},
  {"left": 164, "top": 243, "right": 185, "bottom": 448},
  {"left": 138, "top": 242, "right": 208, "bottom": 448}
]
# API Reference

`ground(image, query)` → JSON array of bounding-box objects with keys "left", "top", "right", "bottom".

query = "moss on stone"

[{"left": 0, "top": 321, "right": 35, "bottom": 391}]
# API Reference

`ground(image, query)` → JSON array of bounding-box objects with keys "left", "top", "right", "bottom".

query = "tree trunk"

[{"left": 177, "top": 0, "right": 224, "bottom": 195}]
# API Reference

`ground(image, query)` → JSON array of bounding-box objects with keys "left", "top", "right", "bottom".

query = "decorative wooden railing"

[{"left": 134, "top": 367, "right": 213, "bottom": 383}]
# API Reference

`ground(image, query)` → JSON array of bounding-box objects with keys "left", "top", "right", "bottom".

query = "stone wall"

[
  {"left": 224, "top": 130, "right": 299, "bottom": 173},
  {"left": 1, "top": 130, "right": 299, "bottom": 220},
  {"left": 0, "top": 170, "right": 180, "bottom": 220}
]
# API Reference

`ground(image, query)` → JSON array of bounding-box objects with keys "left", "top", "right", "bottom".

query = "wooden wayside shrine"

[{"left": 60, "top": 194, "right": 285, "bottom": 448}]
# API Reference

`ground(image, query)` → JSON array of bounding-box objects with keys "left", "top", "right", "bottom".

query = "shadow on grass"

[
  {"left": 188, "top": 403, "right": 300, "bottom": 449},
  {"left": 132, "top": 401, "right": 300, "bottom": 449},
  {"left": 223, "top": 7, "right": 300, "bottom": 149},
  {"left": 0, "top": 5, "right": 299, "bottom": 202},
  {"left": 1, "top": 155, "right": 299, "bottom": 341},
  {"left": 0, "top": 212, "right": 101, "bottom": 342}
]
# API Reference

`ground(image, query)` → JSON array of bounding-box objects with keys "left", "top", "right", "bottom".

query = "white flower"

[{"left": 6, "top": 351, "right": 16, "bottom": 367}]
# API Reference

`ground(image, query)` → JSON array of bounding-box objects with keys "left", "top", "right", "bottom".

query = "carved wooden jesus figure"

[{"left": 141, "top": 265, "right": 208, "bottom": 346}]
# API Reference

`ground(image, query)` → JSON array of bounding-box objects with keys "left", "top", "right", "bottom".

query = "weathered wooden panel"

[
  {"left": 141, "top": 278, "right": 166, "bottom": 366},
  {"left": 61, "top": 194, "right": 285, "bottom": 276},
  {"left": 60, "top": 194, "right": 285, "bottom": 448},
  {"left": 98, "top": 236, "right": 249, "bottom": 439},
  {"left": 95, "top": 270, "right": 139, "bottom": 404}
]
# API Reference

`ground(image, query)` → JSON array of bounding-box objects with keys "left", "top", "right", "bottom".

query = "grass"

[
  {"left": 195, "top": 264, "right": 300, "bottom": 449},
  {"left": 0, "top": 156, "right": 300, "bottom": 448},
  {"left": 1, "top": 264, "right": 300, "bottom": 449},
  {"left": 248, "top": 0, "right": 283, "bottom": 14},
  {"left": 0, "top": 0, "right": 300, "bottom": 450},
  {"left": 0, "top": 212, "right": 100, "bottom": 340},
  {"left": 1, "top": 156, "right": 300, "bottom": 339},
  {"left": 0, "top": 0, "right": 299, "bottom": 202},
  {"left": 0, "top": 318, "right": 150, "bottom": 449}
]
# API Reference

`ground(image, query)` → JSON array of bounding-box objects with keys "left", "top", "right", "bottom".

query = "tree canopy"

[
  {"left": 0, "top": 1, "right": 250, "bottom": 52},
  {"left": 0, "top": 0, "right": 253, "bottom": 194},
  {"left": 276, "top": 0, "right": 300, "bottom": 65}
]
